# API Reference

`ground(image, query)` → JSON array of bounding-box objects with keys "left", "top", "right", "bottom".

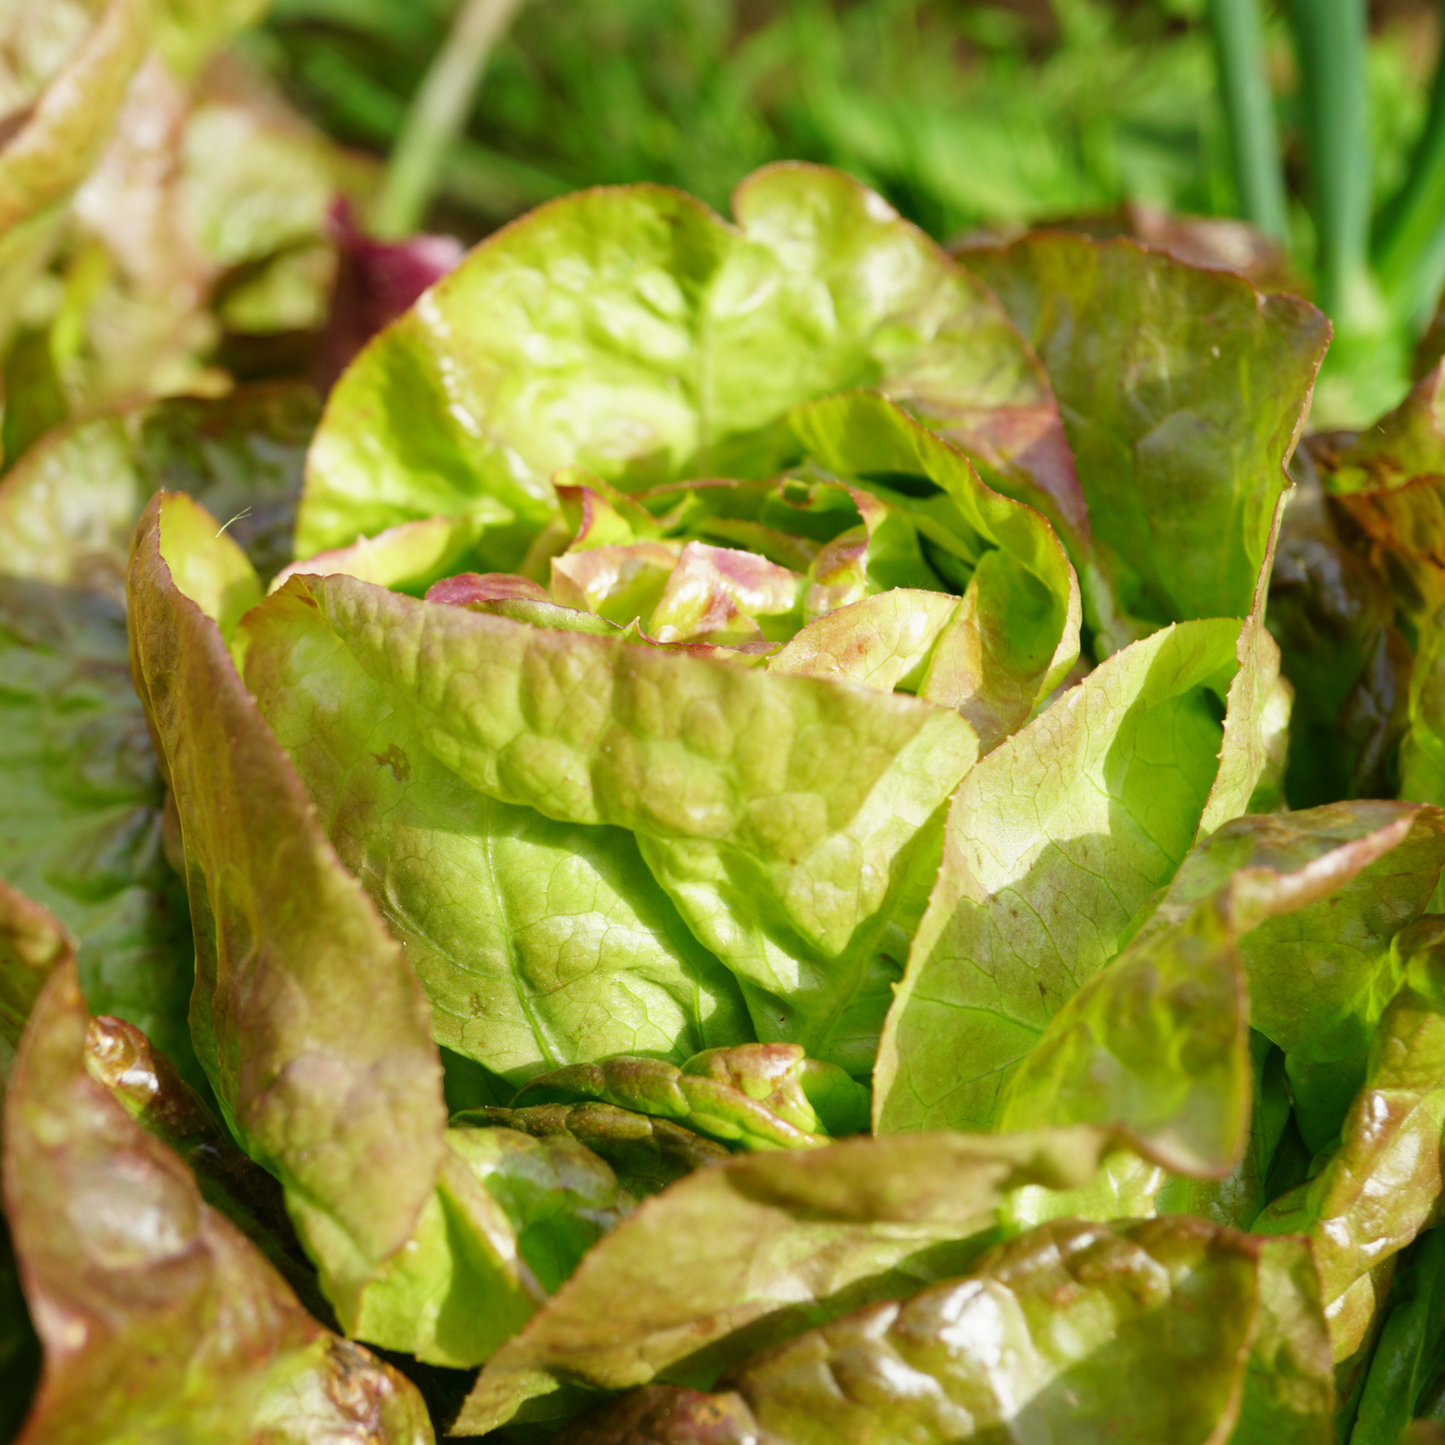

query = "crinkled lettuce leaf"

[
  {"left": 1133, "top": 802, "right": 1445, "bottom": 1063},
  {"left": 299, "top": 165, "right": 1075, "bottom": 570},
  {"left": 560, "top": 1219, "right": 1332, "bottom": 1445},
  {"left": 1257, "top": 919, "right": 1445, "bottom": 1369},
  {"left": 239, "top": 563, "right": 980, "bottom": 1075},
  {"left": 456, "top": 1126, "right": 1123, "bottom": 1433}
]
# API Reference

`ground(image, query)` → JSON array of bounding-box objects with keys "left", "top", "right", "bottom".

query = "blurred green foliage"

[{"left": 246, "top": 0, "right": 1247, "bottom": 238}]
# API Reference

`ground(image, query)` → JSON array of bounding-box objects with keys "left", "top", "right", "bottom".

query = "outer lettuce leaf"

[
  {"left": 1350, "top": 1228, "right": 1445, "bottom": 1445},
  {"left": 126, "top": 492, "right": 449, "bottom": 1335},
  {"left": 967, "top": 234, "right": 1328, "bottom": 651},
  {"left": 299, "top": 165, "right": 1075, "bottom": 566},
  {"left": 238, "top": 569, "right": 980, "bottom": 1074},
  {"left": 1257, "top": 924, "right": 1445, "bottom": 1369},
  {"left": 2, "top": 957, "right": 434, "bottom": 1445},
  {"left": 873, "top": 616, "right": 1251, "bottom": 1135},
  {"left": 0, "top": 385, "right": 317, "bottom": 589},
  {"left": 0, "top": 569, "right": 193, "bottom": 1071},
  {"left": 994, "top": 801, "right": 1442, "bottom": 1183},
  {"left": 1266, "top": 469, "right": 1407, "bottom": 807},
  {"left": 0, "top": 385, "right": 318, "bottom": 1078},
  {"left": 455, "top": 1126, "right": 1122, "bottom": 1433},
  {"left": 562, "top": 1218, "right": 1299, "bottom": 1445},
  {"left": 1304, "top": 368, "right": 1445, "bottom": 818},
  {"left": 0, "top": 877, "right": 72, "bottom": 1057},
  {"left": 721, "top": 1217, "right": 1263, "bottom": 1445},
  {"left": 82, "top": 1008, "right": 328, "bottom": 1320},
  {"left": 1313, "top": 364, "right": 1445, "bottom": 621}
]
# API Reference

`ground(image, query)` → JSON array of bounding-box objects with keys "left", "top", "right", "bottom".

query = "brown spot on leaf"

[{"left": 371, "top": 744, "right": 410, "bottom": 783}]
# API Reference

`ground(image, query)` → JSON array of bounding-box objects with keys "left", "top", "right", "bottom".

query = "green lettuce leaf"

[
  {"left": 447, "top": 1124, "right": 633, "bottom": 1295},
  {"left": 298, "top": 165, "right": 1075, "bottom": 567},
  {"left": 455, "top": 1126, "right": 1122, "bottom": 1433},
  {"left": 1133, "top": 803, "right": 1445, "bottom": 1063},
  {"left": 239, "top": 576, "right": 756, "bottom": 1083},
  {"left": 1350, "top": 1228, "right": 1445, "bottom": 1445},
  {"left": 1232, "top": 1235, "right": 1336, "bottom": 1445},
  {"left": 966, "top": 234, "right": 1328, "bottom": 651},
  {"left": 995, "top": 887, "right": 1251, "bottom": 1177},
  {"left": 1, "top": 956, "right": 434, "bottom": 1445},
  {"left": 873, "top": 615, "right": 1255, "bottom": 1135},
  {"left": 238, "top": 566, "right": 980, "bottom": 1075}
]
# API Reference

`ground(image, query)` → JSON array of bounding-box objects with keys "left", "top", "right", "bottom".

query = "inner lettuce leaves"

[{"left": 297, "top": 164, "right": 1083, "bottom": 576}]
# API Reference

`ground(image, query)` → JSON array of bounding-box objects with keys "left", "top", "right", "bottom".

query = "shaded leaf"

[
  {"left": 455, "top": 1102, "right": 729, "bottom": 1197},
  {"left": 514, "top": 1045, "right": 869, "bottom": 1152}
]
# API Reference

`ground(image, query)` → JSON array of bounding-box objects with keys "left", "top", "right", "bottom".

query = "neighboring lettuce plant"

[{"left": 15, "top": 161, "right": 1445, "bottom": 1444}]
